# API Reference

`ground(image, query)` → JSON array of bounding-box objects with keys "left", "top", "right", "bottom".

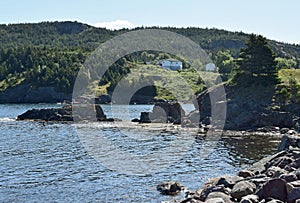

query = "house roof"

[{"left": 158, "top": 58, "right": 182, "bottom": 63}]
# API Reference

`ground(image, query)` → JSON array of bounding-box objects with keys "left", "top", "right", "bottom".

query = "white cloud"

[{"left": 94, "top": 20, "right": 136, "bottom": 30}]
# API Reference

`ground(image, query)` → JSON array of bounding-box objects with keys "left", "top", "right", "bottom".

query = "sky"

[{"left": 1, "top": 0, "right": 299, "bottom": 44}]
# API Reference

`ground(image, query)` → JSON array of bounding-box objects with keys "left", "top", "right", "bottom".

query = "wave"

[{"left": 0, "top": 117, "right": 15, "bottom": 122}]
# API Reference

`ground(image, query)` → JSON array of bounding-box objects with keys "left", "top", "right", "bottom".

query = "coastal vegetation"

[{"left": 0, "top": 21, "right": 299, "bottom": 102}]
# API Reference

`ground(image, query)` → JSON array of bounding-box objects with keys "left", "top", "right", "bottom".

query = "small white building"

[
  {"left": 157, "top": 59, "right": 183, "bottom": 70},
  {"left": 205, "top": 63, "right": 217, "bottom": 72}
]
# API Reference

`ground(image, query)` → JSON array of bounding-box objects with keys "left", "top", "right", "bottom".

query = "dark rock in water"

[
  {"left": 261, "top": 178, "right": 287, "bottom": 202},
  {"left": 131, "top": 118, "right": 140, "bottom": 122},
  {"left": 140, "top": 112, "right": 151, "bottom": 123},
  {"left": 17, "top": 104, "right": 107, "bottom": 122},
  {"left": 139, "top": 101, "right": 185, "bottom": 124},
  {"left": 156, "top": 181, "right": 184, "bottom": 196},
  {"left": 231, "top": 180, "right": 256, "bottom": 200}
]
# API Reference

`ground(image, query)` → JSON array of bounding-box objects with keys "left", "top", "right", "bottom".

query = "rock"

[
  {"left": 17, "top": 104, "right": 108, "bottom": 122},
  {"left": 266, "top": 166, "right": 287, "bottom": 178},
  {"left": 250, "top": 176, "right": 270, "bottom": 187},
  {"left": 267, "top": 156, "right": 294, "bottom": 169},
  {"left": 278, "top": 135, "right": 300, "bottom": 152},
  {"left": 279, "top": 174, "right": 298, "bottom": 182},
  {"left": 261, "top": 178, "right": 287, "bottom": 202},
  {"left": 287, "top": 188, "right": 300, "bottom": 203},
  {"left": 205, "top": 198, "right": 225, "bottom": 203},
  {"left": 206, "top": 192, "right": 232, "bottom": 203},
  {"left": 139, "top": 101, "right": 185, "bottom": 124},
  {"left": 240, "top": 194, "right": 259, "bottom": 203},
  {"left": 216, "top": 176, "right": 243, "bottom": 188},
  {"left": 140, "top": 112, "right": 151, "bottom": 123},
  {"left": 238, "top": 170, "right": 255, "bottom": 178},
  {"left": 131, "top": 118, "right": 140, "bottom": 122},
  {"left": 247, "top": 151, "right": 287, "bottom": 175},
  {"left": 0, "top": 84, "right": 71, "bottom": 103},
  {"left": 266, "top": 200, "right": 284, "bottom": 203},
  {"left": 156, "top": 181, "right": 184, "bottom": 196},
  {"left": 231, "top": 181, "right": 256, "bottom": 200},
  {"left": 199, "top": 185, "right": 229, "bottom": 201},
  {"left": 187, "top": 110, "right": 201, "bottom": 124},
  {"left": 95, "top": 94, "right": 111, "bottom": 104},
  {"left": 288, "top": 180, "right": 300, "bottom": 188}
]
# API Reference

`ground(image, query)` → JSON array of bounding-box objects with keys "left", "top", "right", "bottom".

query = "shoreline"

[{"left": 163, "top": 134, "right": 300, "bottom": 203}]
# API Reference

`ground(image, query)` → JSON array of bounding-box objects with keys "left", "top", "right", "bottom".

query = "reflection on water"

[{"left": 0, "top": 104, "right": 281, "bottom": 202}]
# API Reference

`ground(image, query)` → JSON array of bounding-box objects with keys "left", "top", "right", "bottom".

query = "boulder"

[
  {"left": 206, "top": 192, "right": 233, "bottom": 203},
  {"left": 231, "top": 181, "right": 256, "bottom": 200},
  {"left": 238, "top": 170, "right": 255, "bottom": 178},
  {"left": 278, "top": 135, "right": 300, "bottom": 152},
  {"left": 139, "top": 101, "right": 185, "bottom": 124},
  {"left": 261, "top": 178, "right": 287, "bottom": 202},
  {"left": 240, "top": 195, "right": 259, "bottom": 203},
  {"left": 199, "top": 185, "right": 229, "bottom": 201},
  {"left": 140, "top": 112, "right": 151, "bottom": 123},
  {"left": 279, "top": 174, "right": 298, "bottom": 182},
  {"left": 216, "top": 176, "right": 243, "bottom": 188},
  {"left": 156, "top": 181, "right": 184, "bottom": 196},
  {"left": 287, "top": 188, "right": 300, "bottom": 203},
  {"left": 205, "top": 198, "right": 225, "bottom": 203}
]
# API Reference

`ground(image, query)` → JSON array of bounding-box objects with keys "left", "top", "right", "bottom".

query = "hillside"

[{"left": 0, "top": 21, "right": 299, "bottom": 103}]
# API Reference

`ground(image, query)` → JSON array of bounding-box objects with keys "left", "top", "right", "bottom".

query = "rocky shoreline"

[{"left": 158, "top": 135, "right": 300, "bottom": 203}]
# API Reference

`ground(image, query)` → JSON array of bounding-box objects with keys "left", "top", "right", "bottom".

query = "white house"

[
  {"left": 157, "top": 59, "right": 183, "bottom": 70},
  {"left": 205, "top": 63, "right": 217, "bottom": 72}
]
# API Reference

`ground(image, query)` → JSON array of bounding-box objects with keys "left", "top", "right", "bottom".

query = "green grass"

[
  {"left": 278, "top": 68, "right": 300, "bottom": 85},
  {"left": 93, "top": 64, "right": 220, "bottom": 101}
]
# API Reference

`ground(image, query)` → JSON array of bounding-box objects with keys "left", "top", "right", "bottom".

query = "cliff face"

[
  {"left": 195, "top": 84, "right": 300, "bottom": 130},
  {"left": 0, "top": 85, "right": 71, "bottom": 103}
]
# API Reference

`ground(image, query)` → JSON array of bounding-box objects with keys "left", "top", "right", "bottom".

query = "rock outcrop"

[
  {"left": 139, "top": 101, "right": 185, "bottom": 124},
  {"left": 0, "top": 85, "right": 71, "bottom": 103},
  {"left": 17, "top": 105, "right": 107, "bottom": 121},
  {"left": 179, "top": 135, "right": 300, "bottom": 203},
  {"left": 195, "top": 85, "right": 300, "bottom": 131}
]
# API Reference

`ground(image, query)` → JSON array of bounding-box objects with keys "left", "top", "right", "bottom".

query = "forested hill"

[
  {"left": 1, "top": 21, "right": 300, "bottom": 57},
  {"left": 0, "top": 21, "right": 299, "bottom": 103}
]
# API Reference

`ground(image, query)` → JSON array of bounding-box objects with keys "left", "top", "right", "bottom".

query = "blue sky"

[{"left": 1, "top": 0, "right": 299, "bottom": 44}]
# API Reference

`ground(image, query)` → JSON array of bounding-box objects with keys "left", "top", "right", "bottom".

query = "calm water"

[{"left": 0, "top": 104, "right": 281, "bottom": 202}]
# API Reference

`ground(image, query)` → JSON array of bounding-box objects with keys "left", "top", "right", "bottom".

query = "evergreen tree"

[
  {"left": 238, "top": 34, "right": 276, "bottom": 75},
  {"left": 233, "top": 34, "right": 278, "bottom": 86}
]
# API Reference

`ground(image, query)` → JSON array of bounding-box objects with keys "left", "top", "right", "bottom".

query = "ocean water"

[{"left": 0, "top": 104, "right": 281, "bottom": 202}]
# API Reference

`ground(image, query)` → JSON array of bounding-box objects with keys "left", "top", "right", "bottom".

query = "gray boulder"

[{"left": 231, "top": 181, "right": 256, "bottom": 200}]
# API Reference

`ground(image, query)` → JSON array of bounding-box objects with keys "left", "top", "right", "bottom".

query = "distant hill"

[
  {"left": 0, "top": 21, "right": 300, "bottom": 57},
  {"left": 0, "top": 21, "right": 299, "bottom": 103}
]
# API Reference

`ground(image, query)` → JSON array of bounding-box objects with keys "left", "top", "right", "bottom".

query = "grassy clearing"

[
  {"left": 278, "top": 68, "right": 300, "bottom": 85},
  {"left": 94, "top": 64, "right": 220, "bottom": 101}
]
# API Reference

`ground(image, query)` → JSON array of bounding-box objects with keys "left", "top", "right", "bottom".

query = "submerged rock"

[{"left": 156, "top": 181, "right": 184, "bottom": 196}]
